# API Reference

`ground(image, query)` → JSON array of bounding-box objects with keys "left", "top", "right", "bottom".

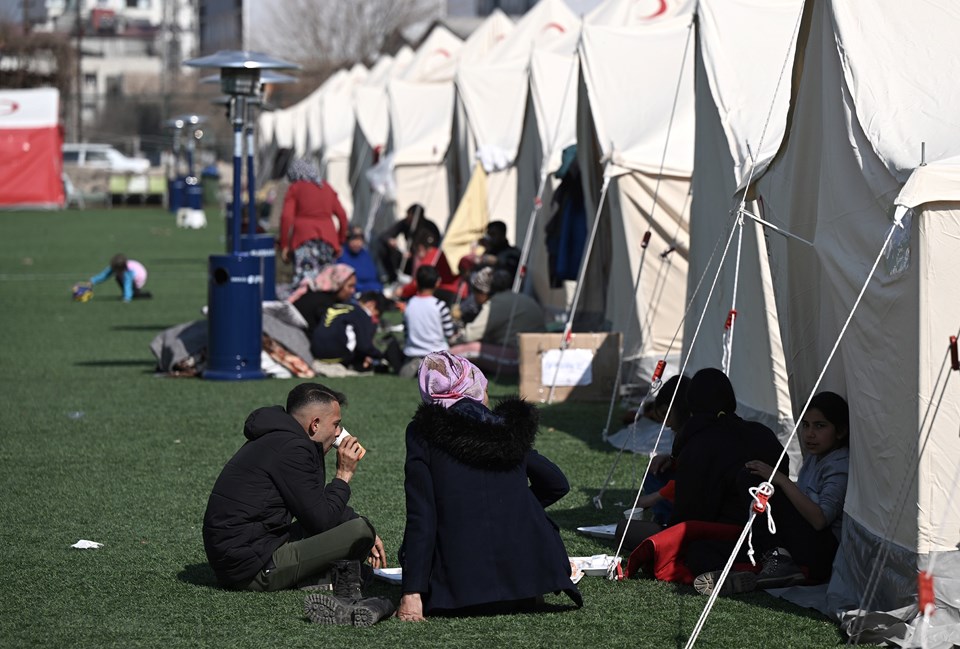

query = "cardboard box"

[{"left": 518, "top": 332, "right": 622, "bottom": 403}]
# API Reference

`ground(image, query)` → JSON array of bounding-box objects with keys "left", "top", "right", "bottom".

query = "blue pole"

[
  {"left": 230, "top": 97, "right": 244, "bottom": 255},
  {"left": 246, "top": 121, "right": 256, "bottom": 235}
]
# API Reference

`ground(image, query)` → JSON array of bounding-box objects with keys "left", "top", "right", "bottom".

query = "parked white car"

[{"left": 62, "top": 143, "right": 151, "bottom": 174}]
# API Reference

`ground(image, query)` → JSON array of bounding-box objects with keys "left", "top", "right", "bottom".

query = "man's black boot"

[
  {"left": 332, "top": 559, "right": 364, "bottom": 602},
  {"left": 352, "top": 596, "right": 397, "bottom": 627}
]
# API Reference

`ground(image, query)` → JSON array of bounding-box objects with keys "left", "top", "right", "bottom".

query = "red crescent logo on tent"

[
  {"left": 0, "top": 100, "right": 20, "bottom": 116},
  {"left": 639, "top": 0, "right": 669, "bottom": 19},
  {"left": 432, "top": 48, "right": 451, "bottom": 58},
  {"left": 542, "top": 22, "right": 566, "bottom": 34}
]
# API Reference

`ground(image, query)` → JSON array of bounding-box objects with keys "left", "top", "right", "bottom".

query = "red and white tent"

[{"left": 0, "top": 88, "right": 64, "bottom": 209}]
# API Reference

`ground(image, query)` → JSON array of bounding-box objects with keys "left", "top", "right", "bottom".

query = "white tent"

[
  {"left": 319, "top": 63, "right": 368, "bottom": 216},
  {"left": 684, "top": 0, "right": 802, "bottom": 467},
  {"left": 574, "top": 6, "right": 696, "bottom": 381},
  {"left": 454, "top": 0, "right": 577, "bottom": 241},
  {"left": 350, "top": 47, "right": 414, "bottom": 235},
  {"left": 749, "top": 0, "right": 960, "bottom": 644},
  {"left": 387, "top": 25, "right": 464, "bottom": 232}
]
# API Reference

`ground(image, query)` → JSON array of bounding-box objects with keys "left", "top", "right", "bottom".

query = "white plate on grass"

[
  {"left": 570, "top": 555, "right": 618, "bottom": 577},
  {"left": 576, "top": 523, "right": 617, "bottom": 540},
  {"left": 373, "top": 567, "right": 402, "bottom": 584}
]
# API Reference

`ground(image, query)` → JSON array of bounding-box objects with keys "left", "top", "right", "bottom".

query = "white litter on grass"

[{"left": 71, "top": 540, "right": 103, "bottom": 549}]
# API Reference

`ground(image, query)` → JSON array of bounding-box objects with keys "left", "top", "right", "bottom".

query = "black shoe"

[
  {"left": 755, "top": 547, "right": 805, "bottom": 589},
  {"left": 332, "top": 559, "right": 363, "bottom": 602},
  {"left": 303, "top": 594, "right": 396, "bottom": 626},
  {"left": 694, "top": 570, "right": 757, "bottom": 596},
  {"left": 304, "top": 593, "right": 355, "bottom": 625},
  {"left": 352, "top": 596, "right": 396, "bottom": 627}
]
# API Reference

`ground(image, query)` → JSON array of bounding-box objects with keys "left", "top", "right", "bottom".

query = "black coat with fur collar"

[{"left": 400, "top": 397, "right": 582, "bottom": 612}]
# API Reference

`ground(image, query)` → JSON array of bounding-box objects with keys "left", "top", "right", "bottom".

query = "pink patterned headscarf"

[
  {"left": 418, "top": 351, "right": 488, "bottom": 409},
  {"left": 286, "top": 263, "right": 355, "bottom": 303}
]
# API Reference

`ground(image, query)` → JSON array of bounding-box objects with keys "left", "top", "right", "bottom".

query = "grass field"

[{"left": 0, "top": 208, "right": 854, "bottom": 647}]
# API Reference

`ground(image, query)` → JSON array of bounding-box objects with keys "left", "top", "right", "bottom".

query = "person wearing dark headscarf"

[
  {"left": 671, "top": 368, "right": 786, "bottom": 527},
  {"left": 280, "top": 159, "right": 349, "bottom": 287},
  {"left": 396, "top": 352, "right": 582, "bottom": 621}
]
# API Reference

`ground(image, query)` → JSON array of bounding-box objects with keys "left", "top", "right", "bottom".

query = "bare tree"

[{"left": 253, "top": 0, "right": 439, "bottom": 72}]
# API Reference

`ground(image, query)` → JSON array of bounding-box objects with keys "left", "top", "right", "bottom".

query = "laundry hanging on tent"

[{"left": 545, "top": 150, "right": 587, "bottom": 287}]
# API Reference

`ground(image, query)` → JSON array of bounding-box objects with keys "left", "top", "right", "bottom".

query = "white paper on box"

[{"left": 541, "top": 348, "right": 594, "bottom": 387}]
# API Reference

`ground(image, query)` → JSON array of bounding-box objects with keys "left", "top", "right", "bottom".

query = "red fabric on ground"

[{"left": 625, "top": 521, "right": 749, "bottom": 583}]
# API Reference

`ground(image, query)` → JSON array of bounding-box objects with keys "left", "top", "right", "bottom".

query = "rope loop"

[{"left": 750, "top": 481, "right": 775, "bottom": 514}]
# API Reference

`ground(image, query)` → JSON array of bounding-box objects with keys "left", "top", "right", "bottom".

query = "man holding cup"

[{"left": 202, "top": 382, "right": 384, "bottom": 593}]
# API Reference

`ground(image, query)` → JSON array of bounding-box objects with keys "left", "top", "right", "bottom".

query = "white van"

[{"left": 62, "top": 143, "right": 151, "bottom": 174}]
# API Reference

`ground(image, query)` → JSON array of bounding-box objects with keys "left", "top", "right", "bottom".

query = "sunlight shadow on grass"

[{"left": 177, "top": 563, "right": 220, "bottom": 588}]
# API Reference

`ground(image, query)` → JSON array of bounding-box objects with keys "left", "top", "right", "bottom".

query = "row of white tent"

[{"left": 259, "top": 0, "right": 960, "bottom": 644}]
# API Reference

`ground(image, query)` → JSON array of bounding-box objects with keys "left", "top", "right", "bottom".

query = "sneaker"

[
  {"left": 755, "top": 547, "right": 805, "bottom": 589},
  {"left": 694, "top": 570, "right": 757, "bottom": 596}
]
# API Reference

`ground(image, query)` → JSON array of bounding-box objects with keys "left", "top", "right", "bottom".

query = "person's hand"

[
  {"left": 648, "top": 454, "right": 674, "bottom": 475},
  {"left": 397, "top": 593, "right": 425, "bottom": 622},
  {"left": 280, "top": 248, "right": 291, "bottom": 263},
  {"left": 387, "top": 237, "right": 398, "bottom": 249},
  {"left": 334, "top": 434, "right": 362, "bottom": 483},
  {"left": 368, "top": 535, "right": 386, "bottom": 569},
  {"left": 635, "top": 492, "right": 663, "bottom": 509},
  {"left": 745, "top": 460, "right": 784, "bottom": 487},
  {"left": 362, "top": 356, "right": 373, "bottom": 370}
]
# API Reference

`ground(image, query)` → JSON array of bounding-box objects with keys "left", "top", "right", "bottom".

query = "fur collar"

[{"left": 410, "top": 397, "right": 539, "bottom": 471}]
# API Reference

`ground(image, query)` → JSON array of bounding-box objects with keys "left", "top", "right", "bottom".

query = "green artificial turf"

[{"left": 0, "top": 208, "right": 854, "bottom": 647}]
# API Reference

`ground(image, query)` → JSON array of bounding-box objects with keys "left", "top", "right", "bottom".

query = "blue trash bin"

[
  {"left": 240, "top": 234, "right": 277, "bottom": 301},
  {"left": 185, "top": 175, "right": 203, "bottom": 210},
  {"left": 169, "top": 176, "right": 186, "bottom": 213},
  {"left": 204, "top": 254, "right": 265, "bottom": 381}
]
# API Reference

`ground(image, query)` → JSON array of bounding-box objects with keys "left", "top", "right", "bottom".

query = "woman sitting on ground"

[
  {"left": 397, "top": 352, "right": 582, "bottom": 621},
  {"left": 288, "top": 263, "right": 357, "bottom": 334},
  {"left": 708, "top": 391, "right": 850, "bottom": 591}
]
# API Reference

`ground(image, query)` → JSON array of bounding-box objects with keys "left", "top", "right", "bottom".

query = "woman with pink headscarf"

[
  {"left": 396, "top": 352, "right": 582, "bottom": 621},
  {"left": 288, "top": 263, "right": 357, "bottom": 334}
]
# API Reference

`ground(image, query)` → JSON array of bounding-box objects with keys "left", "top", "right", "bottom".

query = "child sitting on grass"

[
  {"left": 386, "top": 265, "right": 458, "bottom": 378},
  {"left": 77, "top": 253, "right": 152, "bottom": 303}
]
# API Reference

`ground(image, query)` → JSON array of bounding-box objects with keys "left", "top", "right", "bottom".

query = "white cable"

[{"left": 721, "top": 210, "right": 745, "bottom": 374}]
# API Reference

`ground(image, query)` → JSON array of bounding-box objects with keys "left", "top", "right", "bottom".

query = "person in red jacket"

[
  {"left": 397, "top": 232, "right": 464, "bottom": 304},
  {"left": 280, "top": 158, "right": 349, "bottom": 287}
]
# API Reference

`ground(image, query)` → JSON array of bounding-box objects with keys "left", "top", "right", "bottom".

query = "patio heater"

[
  {"left": 205, "top": 70, "right": 295, "bottom": 301},
  {"left": 184, "top": 50, "right": 299, "bottom": 380},
  {"left": 166, "top": 114, "right": 207, "bottom": 226}
]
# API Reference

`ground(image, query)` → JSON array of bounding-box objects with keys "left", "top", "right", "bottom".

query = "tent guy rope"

[{"left": 685, "top": 222, "right": 899, "bottom": 649}]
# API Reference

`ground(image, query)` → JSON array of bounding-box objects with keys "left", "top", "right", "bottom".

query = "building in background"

[{"left": 4, "top": 0, "right": 199, "bottom": 156}]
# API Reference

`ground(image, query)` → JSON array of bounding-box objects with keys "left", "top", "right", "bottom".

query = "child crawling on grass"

[{"left": 76, "top": 253, "right": 152, "bottom": 303}]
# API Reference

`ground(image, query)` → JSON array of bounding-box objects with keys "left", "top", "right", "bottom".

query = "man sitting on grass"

[{"left": 202, "top": 383, "right": 386, "bottom": 594}]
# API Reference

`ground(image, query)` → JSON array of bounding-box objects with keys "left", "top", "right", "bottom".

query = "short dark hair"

[
  {"left": 406, "top": 203, "right": 425, "bottom": 221},
  {"left": 286, "top": 383, "right": 346, "bottom": 415},
  {"left": 655, "top": 375, "right": 691, "bottom": 429},
  {"left": 110, "top": 253, "right": 128, "bottom": 274},
  {"left": 486, "top": 221, "right": 507, "bottom": 240},
  {"left": 416, "top": 264, "right": 439, "bottom": 289},
  {"left": 490, "top": 269, "right": 513, "bottom": 294},
  {"left": 358, "top": 290, "right": 385, "bottom": 311}
]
